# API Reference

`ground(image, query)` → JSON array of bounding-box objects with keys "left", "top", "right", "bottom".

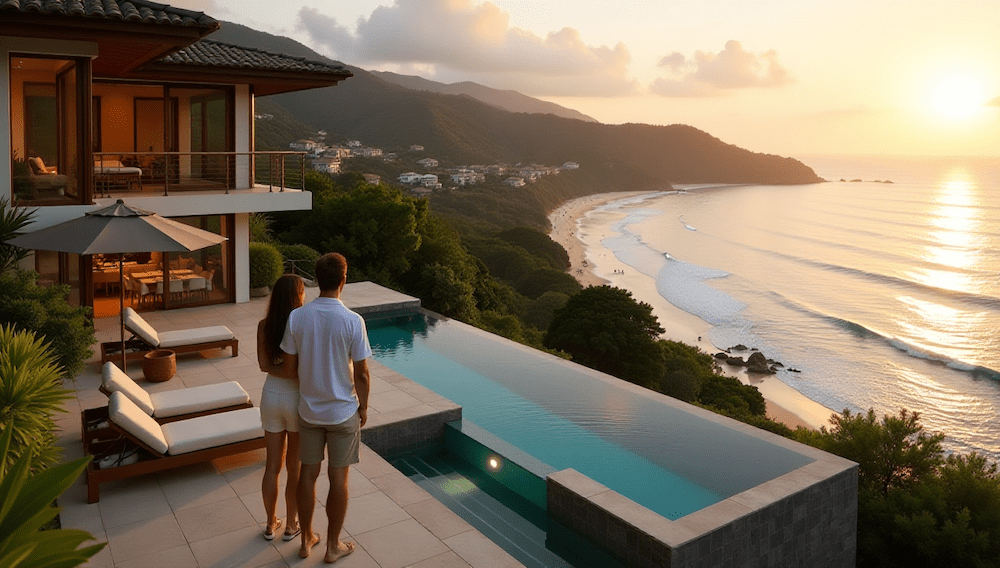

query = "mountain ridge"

[{"left": 370, "top": 70, "right": 597, "bottom": 123}]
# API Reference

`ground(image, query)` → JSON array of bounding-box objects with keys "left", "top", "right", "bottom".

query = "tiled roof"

[
  {"left": 0, "top": 0, "right": 218, "bottom": 28},
  {"left": 159, "top": 39, "right": 352, "bottom": 77}
]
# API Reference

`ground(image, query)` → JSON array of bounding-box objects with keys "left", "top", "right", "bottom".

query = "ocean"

[{"left": 574, "top": 155, "right": 1000, "bottom": 460}]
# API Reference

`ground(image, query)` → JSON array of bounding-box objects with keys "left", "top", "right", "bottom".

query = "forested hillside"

[{"left": 211, "top": 22, "right": 823, "bottom": 192}]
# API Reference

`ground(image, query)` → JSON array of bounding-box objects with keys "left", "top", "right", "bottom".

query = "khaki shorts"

[{"left": 298, "top": 411, "right": 360, "bottom": 466}]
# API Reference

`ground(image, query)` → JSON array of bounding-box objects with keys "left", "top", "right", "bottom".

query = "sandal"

[
  {"left": 263, "top": 518, "right": 282, "bottom": 541},
  {"left": 283, "top": 522, "right": 301, "bottom": 541}
]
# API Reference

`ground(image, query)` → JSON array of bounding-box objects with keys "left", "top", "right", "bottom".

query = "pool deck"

[{"left": 59, "top": 282, "right": 525, "bottom": 568}]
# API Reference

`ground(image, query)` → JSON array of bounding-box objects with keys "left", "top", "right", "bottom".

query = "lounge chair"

[
  {"left": 99, "top": 361, "right": 251, "bottom": 421},
  {"left": 84, "top": 391, "right": 265, "bottom": 503},
  {"left": 100, "top": 307, "right": 238, "bottom": 363}
]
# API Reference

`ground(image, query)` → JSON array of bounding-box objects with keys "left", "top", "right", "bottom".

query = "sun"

[{"left": 929, "top": 75, "right": 988, "bottom": 119}]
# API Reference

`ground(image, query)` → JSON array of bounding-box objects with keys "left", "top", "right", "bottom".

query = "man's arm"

[{"left": 354, "top": 358, "right": 370, "bottom": 427}]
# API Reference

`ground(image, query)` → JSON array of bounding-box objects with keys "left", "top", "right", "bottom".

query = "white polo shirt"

[{"left": 280, "top": 297, "right": 372, "bottom": 425}]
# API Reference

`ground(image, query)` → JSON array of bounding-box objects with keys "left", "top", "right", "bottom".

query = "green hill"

[{"left": 210, "top": 22, "right": 823, "bottom": 194}]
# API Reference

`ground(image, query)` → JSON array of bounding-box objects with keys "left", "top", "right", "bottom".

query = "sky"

[{"left": 174, "top": 0, "right": 1000, "bottom": 159}]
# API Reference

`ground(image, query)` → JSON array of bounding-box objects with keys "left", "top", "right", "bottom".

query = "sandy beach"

[{"left": 549, "top": 192, "right": 832, "bottom": 430}]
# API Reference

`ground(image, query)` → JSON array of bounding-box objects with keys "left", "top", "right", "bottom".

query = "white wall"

[{"left": 234, "top": 212, "right": 249, "bottom": 303}]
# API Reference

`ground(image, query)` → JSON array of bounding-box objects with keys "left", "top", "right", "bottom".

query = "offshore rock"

[{"left": 746, "top": 352, "right": 775, "bottom": 374}]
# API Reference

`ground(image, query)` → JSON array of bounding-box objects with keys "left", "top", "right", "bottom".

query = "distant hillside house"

[
  {"left": 324, "top": 147, "right": 351, "bottom": 159},
  {"left": 346, "top": 140, "right": 362, "bottom": 147},
  {"left": 312, "top": 157, "right": 340, "bottom": 174},
  {"left": 416, "top": 158, "right": 438, "bottom": 168},
  {"left": 356, "top": 147, "right": 383, "bottom": 158},
  {"left": 290, "top": 139, "right": 319, "bottom": 152},
  {"left": 503, "top": 177, "right": 526, "bottom": 188},
  {"left": 450, "top": 170, "right": 484, "bottom": 186},
  {"left": 419, "top": 174, "right": 440, "bottom": 189},
  {"left": 487, "top": 165, "right": 506, "bottom": 176},
  {"left": 409, "top": 145, "right": 424, "bottom": 152},
  {"left": 562, "top": 161, "right": 580, "bottom": 170},
  {"left": 363, "top": 174, "right": 381, "bottom": 185},
  {"left": 398, "top": 172, "right": 421, "bottom": 184}
]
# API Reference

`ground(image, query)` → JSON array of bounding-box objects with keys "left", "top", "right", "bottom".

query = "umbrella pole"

[{"left": 119, "top": 253, "right": 127, "bottom": 372}]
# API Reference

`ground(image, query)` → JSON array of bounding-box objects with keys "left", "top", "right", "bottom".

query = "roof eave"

[{"left": 124, "top": 64, "right": 352, "bottom": 95}]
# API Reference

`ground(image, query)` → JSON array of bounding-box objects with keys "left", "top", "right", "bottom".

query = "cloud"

[
  {"left": 650, "top": 40, "right": 793, "bottom": 98},
  {"left": 296, "top": 0, "right": 637, "bottom": 97}
]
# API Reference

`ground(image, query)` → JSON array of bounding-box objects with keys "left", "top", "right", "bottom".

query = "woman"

[{"left": 256, "top": 274, "right": 305, "bottom": 541}]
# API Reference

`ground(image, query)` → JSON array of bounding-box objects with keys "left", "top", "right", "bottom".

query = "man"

[{"left": 280, "top": 252, "right": 371, "bottom": 562}]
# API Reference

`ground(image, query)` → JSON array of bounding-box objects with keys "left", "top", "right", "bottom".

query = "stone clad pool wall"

[{"left": 547, "top": 450, "right": 857, "bottom": 568}]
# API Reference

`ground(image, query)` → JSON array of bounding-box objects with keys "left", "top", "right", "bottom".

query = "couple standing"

[{"left": 256, "top": 252, "right": 371, "bottom": 563}]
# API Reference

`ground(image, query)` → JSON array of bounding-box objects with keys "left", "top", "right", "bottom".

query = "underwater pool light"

[{"left": 487, "top": 456, "right": 501, "bottom": 471}]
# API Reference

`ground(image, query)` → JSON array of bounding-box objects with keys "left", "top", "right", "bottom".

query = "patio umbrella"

[{"left": 5, "top": 199, "right": 227, "bottom": 370}]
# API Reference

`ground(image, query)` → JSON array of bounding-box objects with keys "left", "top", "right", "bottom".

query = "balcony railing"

[{"left": 93, "top": 151, "right": 306, "bottom": 197}]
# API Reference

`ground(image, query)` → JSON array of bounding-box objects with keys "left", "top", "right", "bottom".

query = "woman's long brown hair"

[{"left": 262, "top": 274, "right": 304, "bottom": 364}]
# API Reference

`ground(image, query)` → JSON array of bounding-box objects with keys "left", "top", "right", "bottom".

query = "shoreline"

[{"left": 548, "top": 191, "right": 833, "bottom": 431}]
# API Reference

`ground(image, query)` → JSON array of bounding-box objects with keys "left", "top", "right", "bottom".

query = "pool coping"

[{"left": 371, "top": 308, "right": 858, "bottom": 568}]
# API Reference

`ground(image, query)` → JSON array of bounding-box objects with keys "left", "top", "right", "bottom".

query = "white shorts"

[{"left": 260, "top": 389, "right": 299, "bottom": 433}]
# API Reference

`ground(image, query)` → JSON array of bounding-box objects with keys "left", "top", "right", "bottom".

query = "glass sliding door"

[{"left": 9, "top": 55, "right": 88, "bottom": 204}]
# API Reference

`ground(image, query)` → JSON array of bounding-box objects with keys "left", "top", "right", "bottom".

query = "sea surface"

[{"left": 576, "top": 155, "right": 1000, "bottom": 460}]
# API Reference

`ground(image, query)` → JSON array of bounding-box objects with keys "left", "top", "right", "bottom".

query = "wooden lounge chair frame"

[
  {"left": 82, "top": 407, "right": 265, "bottom": 503},
  {"left": 100, "top": 324, "right": 238, "bottom": 364}
]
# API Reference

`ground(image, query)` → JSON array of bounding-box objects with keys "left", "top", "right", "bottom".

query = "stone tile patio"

[{"left": 57, "top": 283, "right": 524, "bottom": 568}]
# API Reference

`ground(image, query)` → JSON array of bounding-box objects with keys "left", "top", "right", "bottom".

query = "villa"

[{"left": 1, "top": 0, "right": 350, "bottom": 314}]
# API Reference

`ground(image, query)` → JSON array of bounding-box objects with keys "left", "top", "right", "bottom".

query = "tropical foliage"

[
  {"left": 0, "top": 326, "right": 73, "bottom": 472},
  {"left": 0, "top": 425, "right": 105, "bottom": 567},
  {"left": 0, "top": 271, "right": 94, "bottom": 379},
  {"left": 799, "top": 408, "right": 1000, "bottom": 568},
  {"left": 0, "top": 196, "right": 35, "bottom": 275}
]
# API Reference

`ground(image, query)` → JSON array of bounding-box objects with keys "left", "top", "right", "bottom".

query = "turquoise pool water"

[{"left": 367, "top": 312, "right": 814, "bottom": 520}]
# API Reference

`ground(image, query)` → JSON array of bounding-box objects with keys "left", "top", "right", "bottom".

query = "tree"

[
  {"left": 0, "top": 196, "right": 35, "bottom": 275},
  {"left": 496, "top": 227, "right": 569, "bottom": 270},
  {"left": 544, "top": 286, "right": 665, "bottom": 387},
  {"left": 818, "top": 408, "right": 943, "bottom": 495},
  {"left": 514, "top": 267, "right": 581, "bottom": 300}
]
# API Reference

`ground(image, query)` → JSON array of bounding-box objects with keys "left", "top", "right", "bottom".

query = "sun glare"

[{"left": 929, "top": 76, "right": 988, "bottom": 119}]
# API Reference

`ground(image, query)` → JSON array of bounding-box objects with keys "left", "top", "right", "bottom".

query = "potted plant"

[{"left": 248, "top": 242, "right": 283, "bottom": 297}]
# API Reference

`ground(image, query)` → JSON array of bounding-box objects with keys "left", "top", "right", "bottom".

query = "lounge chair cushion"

[
  {"left": 124, "top": 307, "right": 160, "bottom": 347},
  {"left": 158, "top": 326, "right": 234, "bottom": 348},
  {"left": 108, "top": 392, "right": 169, "bottom": 454},
  {"left": 161, "top": 407, "right": 263, "bottom": 455},
  {"left": 101, "top": 362, "right": 155, "bottom": 415},
  {"left": 149, "top": 381, "right": 250, "bottom": 418}
]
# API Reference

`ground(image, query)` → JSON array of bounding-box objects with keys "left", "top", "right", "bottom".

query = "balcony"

[{"left": 93, "top": 151, "right": 306, "bottom": 197}]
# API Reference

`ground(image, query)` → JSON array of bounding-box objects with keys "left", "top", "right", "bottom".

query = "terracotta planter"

[{"left": 142, "top": 349, "right": 176, "bottom": 382}]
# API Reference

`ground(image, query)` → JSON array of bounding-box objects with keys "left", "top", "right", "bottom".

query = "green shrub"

[
  {"left": 0, "top": 325, "right": 73, "bottom": 471},
  {"left": 248, "top": 242, "right": 284, "bottom": 289},
  {"left": 0, "top": 270, "right": 94, "bottom": 379},
  {"left": 0, "top": 425, "right": 105, "bottom": 566},
  {"left": 275, "top": 243, "right": 320, "bottom": 280},
  {"left": 1, "top": 196, "right": 36, "bottom": 275},
  {"left": 248, "top": 212, "right": 273, "bottom": 243}
]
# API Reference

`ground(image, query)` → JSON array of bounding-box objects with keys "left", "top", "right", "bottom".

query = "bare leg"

[
  {"left": 283, "top": 431, "right": 301, "bottom": 536},
  {"left": 325, "top": 465, "right": 354, "bottom": 563},
  {"left": 261, "top": 431, "right": 286, "bottom": 537},
  {"left": 298, "top": 462, "right": 322, "bottom": 558}
]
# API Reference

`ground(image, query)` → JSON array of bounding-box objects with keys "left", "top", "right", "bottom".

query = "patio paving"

[{"left": 57, "top": 283, "right": 524, "bottom": 568}]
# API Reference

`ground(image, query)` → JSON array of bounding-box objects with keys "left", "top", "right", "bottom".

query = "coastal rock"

[
  {"left": 746, "top": 352, "right": 775, "bottom": 374},
  {"left": 714, "top": 352, "right": 729, "bottom": 360},
  {"left": 725, "top": 356, "right": 746, "bottom": 366},
  {"left": 731, "top": 344, "right": 748, "bottom": 351}
]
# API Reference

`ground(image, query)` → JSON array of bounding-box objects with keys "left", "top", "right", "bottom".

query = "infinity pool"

[{"left": 367, "top": 311, "right": 815, "bottom": 520}]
